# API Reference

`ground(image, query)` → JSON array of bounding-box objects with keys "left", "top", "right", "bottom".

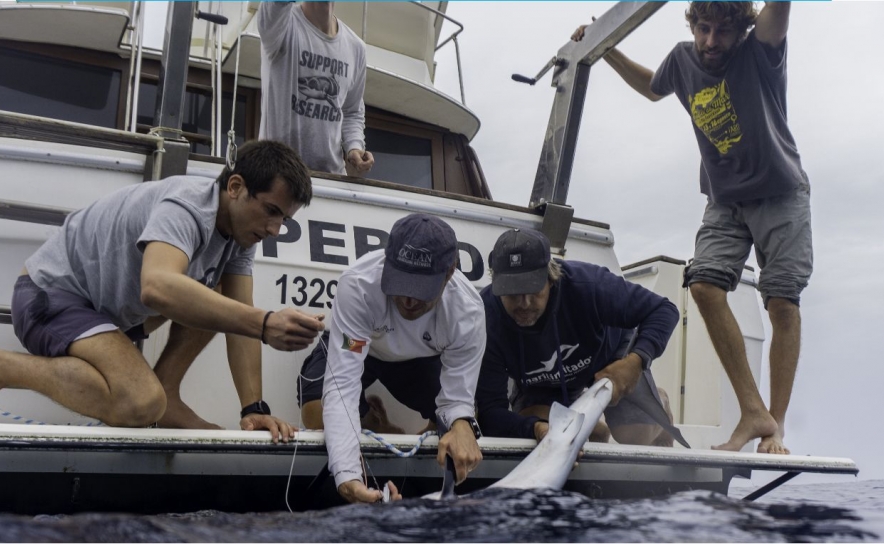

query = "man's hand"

[
  {"left": 594, "top": 353, "right": 643, "bottom": 406},
  {"left": 571, "top": 24, "right": 588, "bottom": 41},
  {"left": 263, "top": 309, "right": 325, "bottom": 351},
  {"left": 338, "top": 480, "right": 402, "bottom": 504},
  {"left": 534, "top": 420, "right": 549, "bottom": 442},
  {"left": 437, "top": 419, "right": 482, "bottom": 485},
  {"left": 571, "top": 17, "right": 596, "bottom": 42},
  {"left": 347, "top": 148, "right": 374, "bottom": 174},
  {"left": 240, "top": 413, "right": 296, "bottom": 444}
]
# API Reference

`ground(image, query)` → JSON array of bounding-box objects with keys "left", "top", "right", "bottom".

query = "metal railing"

[
  {"left": 0, "top": 200, "right": 74, "bottom": 326},
  {"left": 361, "top": 1, "right": 467, "bottom": 105}
]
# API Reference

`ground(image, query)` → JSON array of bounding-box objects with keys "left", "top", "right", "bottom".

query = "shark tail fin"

[{"left": 547, "top": 402, "right": 586, "bottom": 445}]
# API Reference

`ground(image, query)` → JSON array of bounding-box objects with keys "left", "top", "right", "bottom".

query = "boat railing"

[
  {"left": 0, "top": 199, "right": 73, "bottom": 326},
  {"left": 358, "top": 1, "right": 467, "bottom": 105}
]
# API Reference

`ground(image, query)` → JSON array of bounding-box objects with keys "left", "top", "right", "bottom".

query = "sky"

[{"left": 431, "top": 1, "right": 884, "bottom": 483}]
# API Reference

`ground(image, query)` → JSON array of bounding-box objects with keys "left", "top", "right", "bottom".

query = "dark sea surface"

[{"left": 0, "top": 480, "right": 881, "bottom": 542}]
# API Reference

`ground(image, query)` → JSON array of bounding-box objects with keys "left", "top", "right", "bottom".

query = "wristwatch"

[
  {"left": 456, "top": 416, "right": 482, "bottom": 439},
  {"left": 240, "top": 400, "right": 271, "bottom": 419}
]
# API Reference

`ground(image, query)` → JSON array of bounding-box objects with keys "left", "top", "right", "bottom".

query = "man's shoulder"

[
  {"left": 446, "top": 271, "right": 483, "bottom": 309},
  {"left": 336, "top": 17, "right": 366, "bottom": 49}
]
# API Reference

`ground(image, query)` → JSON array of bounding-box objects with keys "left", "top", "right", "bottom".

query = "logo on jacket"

[
  {"left": 525, "top": 344, "right": 580, "bottom": 375},
  {"left": 341, "top": 333, "right": 367, "bottom": 354}
]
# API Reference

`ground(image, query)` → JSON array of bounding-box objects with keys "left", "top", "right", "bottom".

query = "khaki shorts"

[{"left": 684, "top": 180, "right": 813, "bottom": 307}]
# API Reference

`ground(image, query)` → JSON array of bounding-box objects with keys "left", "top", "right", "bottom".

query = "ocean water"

[{"left": 0, "top": 480, "right": 881, "bottom": 542}]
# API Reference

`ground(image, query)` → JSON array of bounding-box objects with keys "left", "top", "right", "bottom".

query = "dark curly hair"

[
  {"left": 217, "top": 140, "right": 312, "bottom": 206},
  {"left": 685, "top": 2, "right": 759, "bottom": 37}
]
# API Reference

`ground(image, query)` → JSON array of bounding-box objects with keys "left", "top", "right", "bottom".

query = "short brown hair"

[
  {"left": 685, "top": 2, "right": 758, "bottom": 36},
  {"left": 217, "top": 140, "right": 312, "bottom": 206}
]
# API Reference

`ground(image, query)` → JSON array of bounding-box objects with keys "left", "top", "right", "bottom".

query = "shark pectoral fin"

[{"left": 548, "top": 402, "right": 586, "bottom": 443}]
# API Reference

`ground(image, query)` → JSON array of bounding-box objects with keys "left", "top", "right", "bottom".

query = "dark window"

[
  {"left": 137, "top": 81, "right": 247, "bottom": 155},
  {"left": 0, "top": 47, "right": 120, "bottom": 128},
  {"left": 364, "top": 127, "right": 432, "bottom": 189}
]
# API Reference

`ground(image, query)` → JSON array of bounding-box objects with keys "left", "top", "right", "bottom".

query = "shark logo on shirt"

[
  {"left": 525, "top": 344, "right": 580, "bottom": 375},
  {"left": 298, "top": 75, "right": 339, "bottom": 110}
]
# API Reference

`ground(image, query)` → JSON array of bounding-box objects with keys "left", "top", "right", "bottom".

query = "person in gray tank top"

[
  {"left": 572, "top": 2, "right": 811, "bottom": 456},
  {"left": 1, "top": 141, "right": 324, "bottom": 440}
]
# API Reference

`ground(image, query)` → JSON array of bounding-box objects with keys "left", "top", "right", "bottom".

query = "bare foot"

[
  {"left": 158, "top": 396, "right": 223, "bottom": 430},
  {"left": 757, "top": 423, "right": 790, "bottom": 455},
  {"left": 360, "top": 395, "right": 405, "bottom": 434},
  {"left": 712, "top": 410, "right": 778, "bottom": 452}
]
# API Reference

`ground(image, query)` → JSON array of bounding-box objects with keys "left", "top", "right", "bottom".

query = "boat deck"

[{"left": 0, "top": 424, "right": 858, "bottom": 515}]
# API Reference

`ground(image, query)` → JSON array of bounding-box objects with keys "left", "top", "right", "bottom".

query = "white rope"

[
  {"left": 0, "top": 409, "right": 104, "bottom": 427},
  {"left": 361, "top": 429, "right": 436, "bottom": 457},
  {"left": 226, "top": 2, "right": 245, "bottom": 171}
]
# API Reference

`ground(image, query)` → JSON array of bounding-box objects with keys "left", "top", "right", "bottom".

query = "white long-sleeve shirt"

[
  {"left": 322, "top": 251, "right": 486, "bottom": 488},
  {"left": 258, "top": 2, "right": 367, "bottom": 174}
]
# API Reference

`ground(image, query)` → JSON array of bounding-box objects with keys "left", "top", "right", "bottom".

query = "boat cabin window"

[
  {"left": 136, "top": 81, "right": 247, "bottom": 155},
  {"left": 364, "top": 127, "right": 433, "bottom": 190},
  {"left": 0, "top": 47, "right": 120, "bottom": 128}
]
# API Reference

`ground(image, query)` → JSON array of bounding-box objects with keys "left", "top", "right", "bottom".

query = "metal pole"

[{"left": 529, "top": 2, "right": 665, "bottom": 208}]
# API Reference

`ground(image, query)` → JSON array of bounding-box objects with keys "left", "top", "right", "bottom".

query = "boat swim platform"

[{"left": 0, "top": 423, "right": 858, "bottom": 515}]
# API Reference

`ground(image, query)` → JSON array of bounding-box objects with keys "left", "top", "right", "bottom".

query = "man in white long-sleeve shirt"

[
  {"left": 258, "top": 1, "right": 374, "bottom": 175},
  {"left": 298, "top": 214, "right": 485, "bottom": 503}
]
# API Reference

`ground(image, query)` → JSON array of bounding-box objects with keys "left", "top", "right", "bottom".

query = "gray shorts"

[
  {"left": 510, "top": 370, "right": 663, "bottom": 428},
  {"left": 685, "top": 180, "right": 813, "bottom": 307},
  {"left": 11, "top": 275, "right": 146, "bottom": 357}
]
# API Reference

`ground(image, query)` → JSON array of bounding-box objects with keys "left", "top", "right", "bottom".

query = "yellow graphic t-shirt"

[{"left": 688, "top": 80, "right": 743, "bottom": 155}]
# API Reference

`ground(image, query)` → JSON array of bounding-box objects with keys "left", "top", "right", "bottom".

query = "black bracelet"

[
  {"left": 240, "top": 400, "right": 271, "bottom": 419},
  {"left": 260, "top": 310, "right": 273, "bottom": 345}
]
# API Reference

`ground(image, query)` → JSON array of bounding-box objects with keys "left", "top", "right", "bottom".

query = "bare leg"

[
  {"left": 609, "top": 387, "right": 674, "bottom": 447},
  {"left": 757, "top": 298, "right": 799, "bottom": 455},
  {"left": 300, "top": 396, "right": 407, "bottom": 434},
  {"left": 0, "top": 331, "right": 165, "bottom": 427},
  {"left": 360, "top": 395, "right": 405, "bottom": 434},
  {"left": 301, "top": 399, "right": 324, "bottom": 429},
  {"left": 690, "top": 283, "right": 777, "bottom": 451},
  {"left": 519, "top": 404, "right": 610, "bottom": 443},
  {"left": 152, "top": 321, "right": 221, "bottom": 429}
]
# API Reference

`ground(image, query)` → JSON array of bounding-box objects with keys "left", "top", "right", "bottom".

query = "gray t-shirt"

[
  {"left": 650, "top": 31, "right": 807, "bottom": 204},
  {"left": 26, "top": 176, "right": 255, "bottom": 331},
  {"left": 258, "top": 3, "right": 367, "bottom": 175}
]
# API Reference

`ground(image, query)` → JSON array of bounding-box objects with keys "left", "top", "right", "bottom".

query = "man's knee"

[
  {"left": 301, "top": 399, "right": 324, "bottom": 429},
  {"left": 689, "top": 282, "right": 727, "bottom": 308},
  {"left": 766, "top": 297, "right": 800, "bottom": 323},
  {"left": 589, "top": 420, "right": 610, "bottom": 443},
  {"left": 104, "top": 381, "right": 167, "bottom": 427}
]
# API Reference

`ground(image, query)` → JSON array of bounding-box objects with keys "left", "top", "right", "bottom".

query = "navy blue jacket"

[{"left": 476, "top": 260, "right": 679, "bottom": 439}]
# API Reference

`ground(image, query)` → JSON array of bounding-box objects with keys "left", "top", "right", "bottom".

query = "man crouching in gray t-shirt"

[{"left": 0, "top": 140, "right": 324, "bottom": 440}]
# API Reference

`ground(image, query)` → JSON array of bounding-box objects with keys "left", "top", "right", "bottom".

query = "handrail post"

[{"left": 529, "top": 2, "right": 665, "bottom": 208}]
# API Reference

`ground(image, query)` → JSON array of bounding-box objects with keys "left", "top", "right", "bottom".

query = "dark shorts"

[
  {"left": 11, "top": 275, "right": 147, "bottom": 357},
  {"left": 510, "top": 369, "right": 664, "bottom": 428},
  {"left": 684, "top": 180, "right": 813, "bottom": 308},
  {"left": 297, "top": 332, "right": 441, "bottom": 422}
]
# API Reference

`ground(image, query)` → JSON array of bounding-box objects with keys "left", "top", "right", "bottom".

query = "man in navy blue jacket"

[{"left": 476, "top": 229, "right": 680, "bottom": 445}]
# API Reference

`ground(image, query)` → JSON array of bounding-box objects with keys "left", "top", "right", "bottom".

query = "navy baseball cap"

[
  {"left": 490, "top": 229, "right": 551, "bottom": 296},
  {"left": 382, "top": 214, "right": 458, "bottom": 301}
]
